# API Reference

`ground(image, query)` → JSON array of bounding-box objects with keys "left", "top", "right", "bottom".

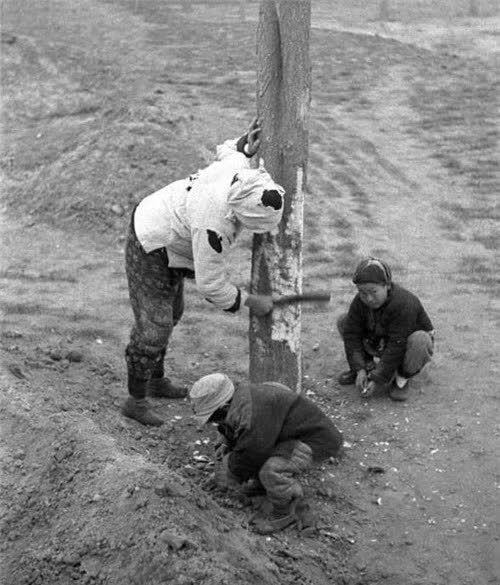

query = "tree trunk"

[{"left": 249, "top": 0, "right": 311, "bottom": 393}]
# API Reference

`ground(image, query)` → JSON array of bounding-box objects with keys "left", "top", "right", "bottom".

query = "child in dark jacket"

[
  {"left": 337, "top": 257, "right": 434, "bottom": 401},
  {"left": 189, "top": 373, "right": 343, "bottom": 534}
]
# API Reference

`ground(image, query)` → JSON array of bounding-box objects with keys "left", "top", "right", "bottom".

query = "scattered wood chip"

[{"left": 7, "top": 364, "right": 28, "bottom": 379}]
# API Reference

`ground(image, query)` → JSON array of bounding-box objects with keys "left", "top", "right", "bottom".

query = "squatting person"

[
  {"left": 189, "top": 373, "right": 343, "bottom": 534},
  {"left": 337, "top": 257, "right": 434, "bottom": 401},
  {"left": 123, "top": 118, "right": 285, "bottom": 426}
]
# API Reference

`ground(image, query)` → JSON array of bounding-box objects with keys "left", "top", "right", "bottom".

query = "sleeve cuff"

[
  {"left": 223, "top": 289, "right": 248, "bottom": 313},
  {"left": 236, "top": 134, "right": 253, "bottom": 158}
]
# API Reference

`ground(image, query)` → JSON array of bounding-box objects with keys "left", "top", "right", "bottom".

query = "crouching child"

[
  {"left": 337, "top": 257, "right": 434, "bottom": 401},
  {"left": 189, "top": 373, "right": 343, "bottom": 534}
]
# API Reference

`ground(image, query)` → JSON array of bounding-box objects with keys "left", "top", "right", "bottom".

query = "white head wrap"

[
  {"left": 227, "top": 166, "right": 285, "bottom": 234},
  {"left": 189, "top": 373, "right": 235, "bottom": 425}
]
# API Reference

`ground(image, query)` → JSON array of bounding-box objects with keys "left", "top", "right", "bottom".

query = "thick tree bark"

[{"left": 249, "top": 0, "right": 311, "bottom": 393}]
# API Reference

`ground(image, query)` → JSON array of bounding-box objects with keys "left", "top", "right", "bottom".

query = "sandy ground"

[{"left": 1, "top": 1, "right": 499, "bottom": 584}]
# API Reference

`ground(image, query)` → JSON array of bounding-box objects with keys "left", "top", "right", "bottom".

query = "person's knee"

[
  {"left": 336, "top": 313, "right": 348, "bottom": 338},
  {"left": 127, "top": 324, "right": 171, "bottom": 363},
  {"left": 133, "top": 307, "right": 174, "bottom": 344},
  {"left": 408, "top": 330, "right": 433, "bottom": 355},
  {"left": 258, "top": 457, "right": 303, "bottom": 504},
  {"left": 403, "top": 330, "right": 433, "bottom": 375},
  {"left": 259, "top": 456, "right": 284, "bottom": 486},
  {"left": 141, "top": 328, "right": 172, "bottom": 352}
]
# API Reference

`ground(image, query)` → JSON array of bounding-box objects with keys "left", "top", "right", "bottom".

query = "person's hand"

[
  {"left": 245, "top": 116, "right": 262, "bottom": 156},
  {"left": 360, "top": 380, "right": 376, "bottom": 398},
  {"left": 214, "top": 454, "right": 240, "bottom": 490},
  {"left": 245, "top": 294, "right": 273, "bottom": 316},
  {"left": 214, "top": 440, "right": 229, "bottom": 462},
  {"left": 355, "top": 369, "right": 368, "bottom": 392}
]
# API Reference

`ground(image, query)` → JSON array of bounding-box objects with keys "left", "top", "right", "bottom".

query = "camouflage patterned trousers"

[
  {"left": 125, "top": 217, "right": 185, "bottom": 392},
  {"left": 258, "top": 441, "right": 314, "bottom": 507}
]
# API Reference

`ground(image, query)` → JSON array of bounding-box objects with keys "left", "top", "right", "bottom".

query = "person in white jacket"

[{"left": 123, "top": 118, "right": 285, "bottom": 426}]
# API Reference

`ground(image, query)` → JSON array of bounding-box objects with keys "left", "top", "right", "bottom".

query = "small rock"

[
  {"left": 1, "top": 33, "right": 17, "bottom": 44},
  {"left": 154, "top": 483, "right": 174, "bottom": 497},
  {"left": 154, "top": 482, "right": 188, "bottom": 498},
  {"left": 159, "top": 530, "right": 193, "bottom": 551},
  {"left": 66, "top": 350, "right": 83, "bottom": 363},
  {"left": 111, "top": 204, "right": 123, "bottom": 216},
  {"left": 62, "top": 553, "right": 81, "bottom": 566},
  {"left": 48, "top": 349, "right": 64, "bottom": 361},
  {"left": 2, "top": 330, "right": 22, "bottom": 339},
  {"left": 134, "top": 496, "right": 148, "bottom": 510},
  {"left": 217, "top": 521, "right": 232, "bottom": 533},
  {"left": 81, "top": 558, "right": 101, "bottom": 577},
  {"left": 317, "top": 486, "right": 334, "bottom": 498}
]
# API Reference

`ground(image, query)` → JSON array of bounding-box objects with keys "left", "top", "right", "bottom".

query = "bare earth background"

[{"left": 1, "top": 1, "right": 499, "bottom": 584}]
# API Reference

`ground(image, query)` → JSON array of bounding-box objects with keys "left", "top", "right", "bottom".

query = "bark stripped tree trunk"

[{"left": 249, "top": 0, "right": 311, "bottom": 393}]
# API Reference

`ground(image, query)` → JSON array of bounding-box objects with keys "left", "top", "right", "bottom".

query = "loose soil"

[{"left": 1, "top": 1, "right": 499, "bottom": 584}]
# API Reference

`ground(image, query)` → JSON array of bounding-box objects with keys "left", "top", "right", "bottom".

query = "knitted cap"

[
  {"left": 352, "top": 257, "right": 392, "bottom": 285},
  {"left": 189, "top": 373, "right": 235, "bottom": 425},
  {"left": 227, "top": 166, "right": 285, "bottom": 234}
]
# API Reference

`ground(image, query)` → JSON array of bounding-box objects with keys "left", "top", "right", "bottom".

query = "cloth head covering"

[
  {"left": 189, "top": 373, "right": 235, "bottom": 425},
  {"left": 227, "top": 166, "right": 285, "bottom": 234},
  {"left": 352, "top": 257, "right": 392, "bottom": 285}
]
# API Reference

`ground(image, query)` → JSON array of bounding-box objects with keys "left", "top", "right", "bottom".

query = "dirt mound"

[
  {"left": 0, "top": 395, "right": 279, "bottom": 585},
  {"left": 0, "top": 340, "right": 352, "bottom": 585}
]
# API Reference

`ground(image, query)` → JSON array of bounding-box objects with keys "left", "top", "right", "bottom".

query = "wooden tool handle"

[{"left": 272, "top": 293, "right": 331, "bottom": 306}]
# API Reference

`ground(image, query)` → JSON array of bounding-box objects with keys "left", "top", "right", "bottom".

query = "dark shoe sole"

[
  {"left": 338, "top": 372, "right": 356, "bottom": 386},
  {"left": 389, "top": 388, "right": 409, "bottom": 402},
  {"left": 148, "top": 378, "right": 188, "bottom": 399},
  {"left": 121, "top": 401, "right": 164, "bottom": 426},
  {"left": 148, "top": 389, "right": 187, "bottom": 399},
  {"left": 253, "top": 513, "right": 297, "bottom": 535}
]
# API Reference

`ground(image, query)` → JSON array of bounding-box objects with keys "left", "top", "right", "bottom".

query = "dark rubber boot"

[
  {"left": 122, "top": 397, "right": 163, "bottom": 426},
  {"left": 148, "top": 352, "right": 187, "bottom": 398},
  {"left": 253, "top": 501, "right": 298, "bottom": 535},
  {"left": 147, "top": 377, "right": 188, "bottom": 399},
  {"left": 389, "top": 382, "right": 410, "bottom": 402}
]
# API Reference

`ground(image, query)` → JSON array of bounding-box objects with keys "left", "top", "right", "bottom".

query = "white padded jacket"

[{"left": 133, "top": 138, "right": 284, "bottom": 310}]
